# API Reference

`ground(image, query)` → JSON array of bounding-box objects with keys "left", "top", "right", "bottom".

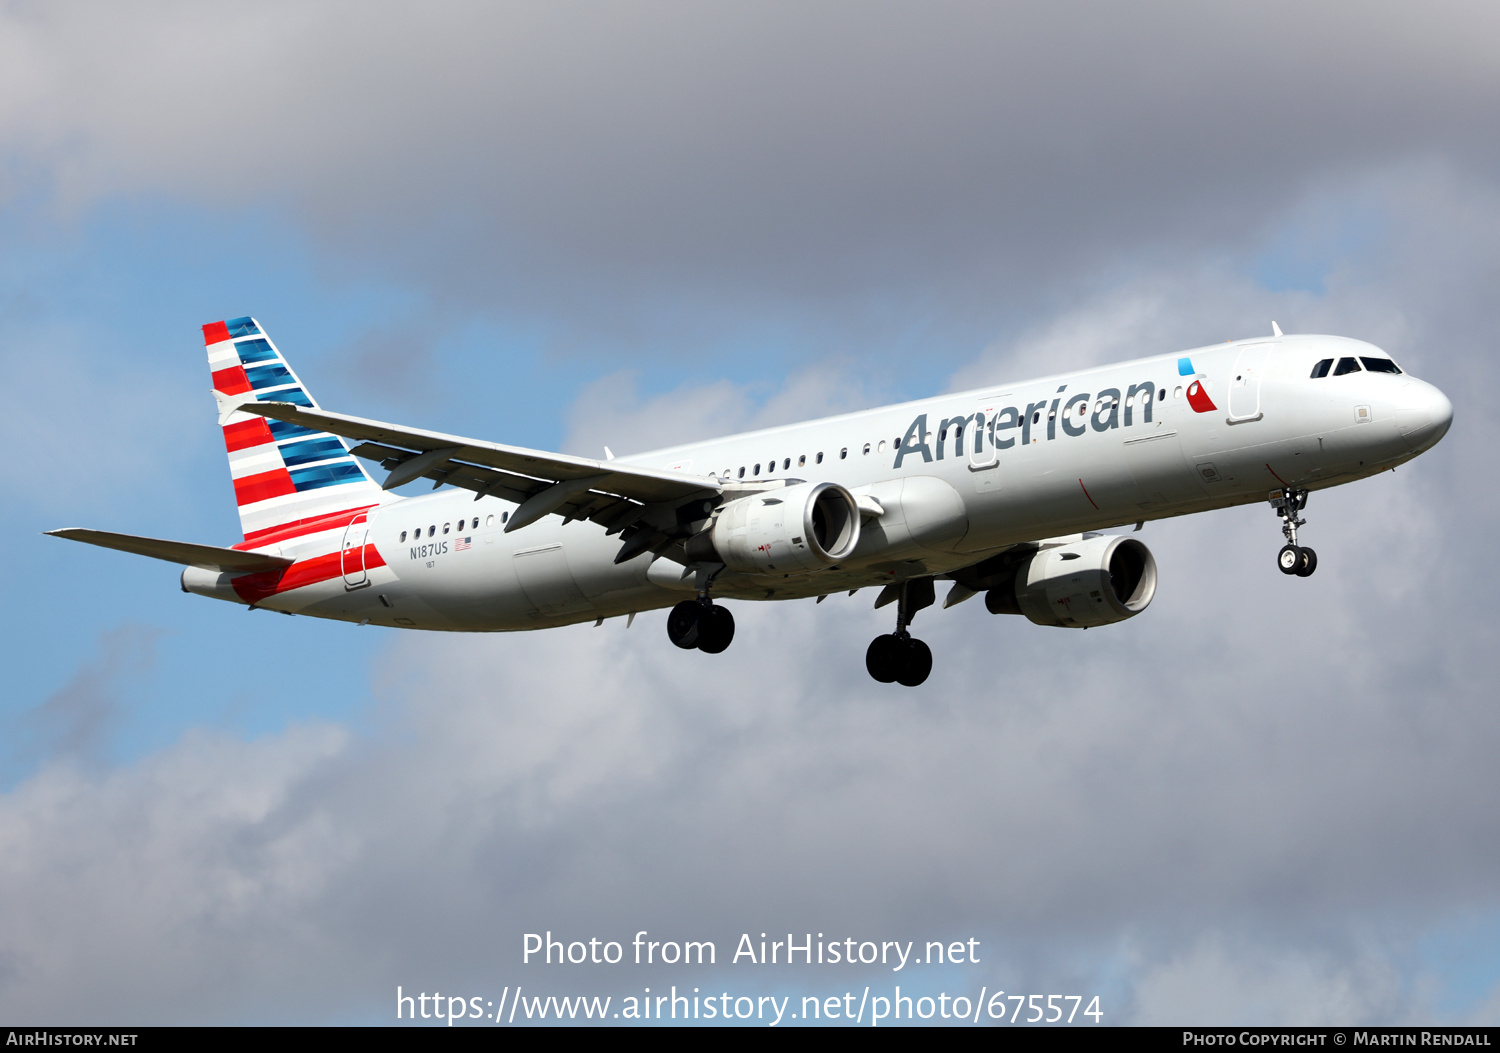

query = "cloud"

[
  {"left": 561, "top": 360, "right": 878, "bottom": 457},
  {"left": 16, "top": 626, "right": 161, "bottom": 767},
  {"left": 4, "top": 3, "right": 1500, "bottom": 341}
]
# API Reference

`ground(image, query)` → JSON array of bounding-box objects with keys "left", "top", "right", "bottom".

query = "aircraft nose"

[{"left": 1395, "top": 379, "right": 1453, "bottom": 452}]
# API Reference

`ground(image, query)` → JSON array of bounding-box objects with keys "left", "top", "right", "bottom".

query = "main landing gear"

[
  {"left": 1270, "top": 488, "right": 1317, "bottom": 577},
  {"left": 666, "top": 564, "right": 735, "bottom": 654},
  {"left": 667, "top": 599, "right": 735, "bottom": 653},
  {"left": 866, "top": 579, "right": 935, "bottom": 687}
]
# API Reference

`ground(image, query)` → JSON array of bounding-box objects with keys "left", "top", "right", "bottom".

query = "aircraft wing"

[
  {"left": 226, "top": 397, "right": 724, "bottom": 536},
  {"left": 46, "top": 528, "right": 294, "bottom": 572}
]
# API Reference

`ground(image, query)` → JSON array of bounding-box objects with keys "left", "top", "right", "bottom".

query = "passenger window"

[
  {"left": 738, "top": 467, "right": 745, "bottom": 479},
  {"left": 754, "top": 463, "right": 761, "bottom": 475},
  {"left": 486, "top": 515, "right": 495, "bottom": 527},
  {"left": 1174, "top": 386, "right": 1183, "bottom": 399},
  {"left": 1333, "top": 357, "right": 1362, "bottom": 376},
  {"left": 1311, "top": 359, "right": 1333, "bottom": 378},
  {"left": 863, "top": 443, "right": 871, "bottom": 455},
  {"left": 840, "top": 448, "right": 848, "bottom": 460},
  {"left": 501, "top": 512, "right": 509, "bottom": 523},
  {"left": 783, "top": 457, "right": 790, "bottom": 470},
  {"left": 878, "top": 440, "right": 887, "bottom": 452},
  {"left": 1158, "top": 387, "right": 1166, "bottom": 401},
  {"left": 817, "top": 452, "right": 824, "bottom": 464},
  {"left": 767, "top": 459, "right": 775, "bottom": 474},
  {"left": 443, "top": 523, "right": 450, "bottom": 534},
  {"left": 428, "top": 525, "right": 436, "bottom": 537},
  {"left": 1361, "top": 357, "right": 1402, "bottom": 374},
  {"left": 400, "top": 531, "right": 407, "bottom": 542},
  {"left": 798, "top": 454, "right": 806, "bottom": 467}
]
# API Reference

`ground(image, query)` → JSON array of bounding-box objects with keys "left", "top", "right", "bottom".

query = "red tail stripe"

[
  {"left": 212, "top": 365, "right": 252, "bottom": 395},
  {"left": 235, "top": 504, "right": 379, "bottom": 548},
  {"left": 231, "top": 544, "right": 387, "bottom": 605},
  {"left": 202, "top": 320, "right": 230, "bottom": 345},
  {"left": 223, "top": 418, "right": 275, "bottom": 453},
  {"left": 233, "top": 468, "right": 297, "bottom": 506}
]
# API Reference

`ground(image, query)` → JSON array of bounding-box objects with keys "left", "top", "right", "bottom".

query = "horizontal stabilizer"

[{"left": 46, "top": 528, "right": 294, "bottom": 573}]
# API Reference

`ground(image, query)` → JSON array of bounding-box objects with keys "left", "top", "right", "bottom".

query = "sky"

[{"left": 2, "top": 1, "right": 1499, "bottom": 1026}]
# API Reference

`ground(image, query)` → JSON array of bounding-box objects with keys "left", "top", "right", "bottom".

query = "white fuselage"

[{"left": 183, "top": 334, "right": 1452, "bottom": 631}]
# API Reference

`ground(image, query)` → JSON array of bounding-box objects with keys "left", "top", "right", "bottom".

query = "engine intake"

[
  {"left": 689, "top": 481, "right": 860, "bottom": 573},
  {"left": 986, "top": 535, "right": 1157, "bottom": 628}
]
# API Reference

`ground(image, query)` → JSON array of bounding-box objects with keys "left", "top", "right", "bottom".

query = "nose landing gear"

[
  {"left": 865, "top": 578, "right": 935, "bottom": 686},
  {"left": 1270, "top": 488, "right": 1317, "bottom": 577}
]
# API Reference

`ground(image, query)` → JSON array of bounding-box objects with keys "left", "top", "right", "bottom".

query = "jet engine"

[
  {"left": 985, "top": 535, "right": 1157, "bottom": 628},
  {"left": 686, "top": 481, "right": 861, "bottom": 573}
]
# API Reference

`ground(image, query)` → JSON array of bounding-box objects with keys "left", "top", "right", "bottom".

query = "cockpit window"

[
  {"left": 1333, "top": 357, "right": 1362, "bottom": 376},
  {"left": 1310, "top": 359, "right": 1333, "bottom": 378},
  {"left": 1360, "top": 356, "right": 1402, "bottom": 374}
]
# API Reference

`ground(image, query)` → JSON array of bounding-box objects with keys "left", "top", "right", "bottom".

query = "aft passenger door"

[{"left": 340, "top": 513, "right": 369, "bottom": 589}]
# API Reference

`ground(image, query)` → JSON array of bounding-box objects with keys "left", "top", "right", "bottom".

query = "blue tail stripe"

[
  {"left": 267, "top": 420, "right": 320, "bottom": 442},
  {"left": 289, "top": 462, "right": 365, "bottom": 492},
  {"left": 245, "top": 364, "right": 295, "bottom": 390},
  {"left": 234, "top": 338, "right": 278, "bottom": 364},
  {"left": 279, "top": 437, "right": 350, "bottom": 466},
  {"left": 256, "top": 387, "right": 314, "bottom": 408}
]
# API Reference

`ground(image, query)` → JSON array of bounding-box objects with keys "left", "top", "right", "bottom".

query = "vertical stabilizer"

[{"left": 204, "top": 317, "right": 388, "bottom": 547}]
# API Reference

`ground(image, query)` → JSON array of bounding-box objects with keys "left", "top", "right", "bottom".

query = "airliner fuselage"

[{"left": 52, "top": 321, "right": 1452, "bottom": 686}]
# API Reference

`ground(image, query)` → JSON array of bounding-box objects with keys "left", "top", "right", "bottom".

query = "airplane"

[{"left": 49, "top": 317, "right": 1453, "bottom": 687}]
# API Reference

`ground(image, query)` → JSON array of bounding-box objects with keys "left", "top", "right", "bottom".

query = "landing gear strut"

[
  {"left": 666, "top": 564, "right": 735, "bottom": 653},
  {"left": 1270, "top": 488, "right": 1317, "bottom": 577},
  {"left": 865, "top": 579, "right": 934, "bottom": 687}
]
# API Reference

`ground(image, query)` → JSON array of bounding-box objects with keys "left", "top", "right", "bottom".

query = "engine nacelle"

[
  {"left": 986, "top": 535, "right": 1157, "bottom": 628},
  {"left": 691, "top": 481, "right": 861, "bottom": 574}
]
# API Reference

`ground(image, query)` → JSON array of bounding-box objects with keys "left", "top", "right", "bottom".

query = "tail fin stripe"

[
  {"left": 267, "top": 419, "right": 319, "bottom": 442},
  {"left": 289, "top": 463, "right": 366, "bottom": 491},
  {"left": 245, "top": 364, "right": 295, "bottom": 389},
  {"left": 211, "top": 365, "right": 251, "bottom": 395},
  {"left": 233, "top": 469, "right": 298, "bottom": 505},
  {"left": 225, "top": 317, "right": 260, "bottom": 338},
  {"left": 279, "top": 437, "right": 349, "bottom": 466},
  {"left": 202, "top": 321, "right": 231, "bottom": 345},
  {"left": 257, "top": 388, "right": 314, "bottom": 408},
  {"left": 234, "top": 339, "right": 277, "bottom": 363},
  {"left": 223, "top": 418, "right": 275, "bottom": 452}
]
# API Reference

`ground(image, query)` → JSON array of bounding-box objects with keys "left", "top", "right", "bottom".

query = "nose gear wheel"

[{"left": 1269, "top": 488, "right": 1317, "bottom": 577}]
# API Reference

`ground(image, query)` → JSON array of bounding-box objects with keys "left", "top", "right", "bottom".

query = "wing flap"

[{"left": 46, "top": 528, "right": 295, "bottom": 573}]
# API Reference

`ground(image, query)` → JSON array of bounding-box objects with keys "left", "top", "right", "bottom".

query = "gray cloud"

[
  {"left": 3, "top": 3, "right": 1500, "bottom": 348},
  {"left": 16, "top": 626, "right": 160, "bottom": 767}
]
